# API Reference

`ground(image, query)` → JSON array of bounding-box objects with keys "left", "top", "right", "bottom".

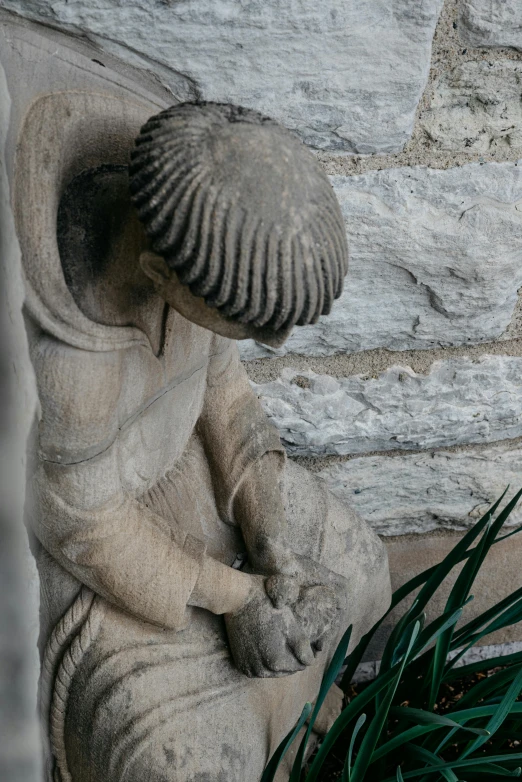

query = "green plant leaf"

[
  {"left": 460, "top": 668, "right": 522, "bottom": 759},
  {"left": 282, "top": 490, "right": 522, "bottom": 782},
  {"left": 447, "top": 591, "right": 522, "bottom": 677},
  {"left": 433, "top": 725, "right": 461, "bottom": 756},
  {"left": 373, "top": 725, "right": 450, "bottom": 764},
  {"left": 343, "top": 713, "right": 366, "bottom": 781},
  {"left": 434, "top": 702, "right": 522, "bottom": 755},
  {"left": 379, "top": 601, "right": 421, "bottom": 675},
  {"left": 349, "top": 622, "right": 421, "bottom": 782},
  {"left": 341, "top": 622, "right": 386, "bottom": 692},
  {"left": 406, "top": 744, "right": 460, "bottom": 781},
  {"left": 457, "top": 664, "right": 522, "bottom": 711},
  {"left": 289, "top": 625, "right": 352, "bottom": 781},
  {"left": 453, "top": 598, "right": 522, "bottom": 659},
  {"left": 429, "top": 522, "right": 492, "bottom": 710},
  {"left": 389, "top": 606, "right": 469, "bottom": 711},
  {"left": 261, "top": 702, "right": 312, "bottom": 782},
  {"left": 306, "top": 663, "right": 409, "bottom": 781},
  {"left": 392, "top": 613, "right": 427, "bottom": 667},
  {"left": 485, "top": 488, "right": 522, "bottom": 545},
  {"left": 412, "top": 489, "right": 508, "bottom": 607},
  {"left": 397, "top": 767, "right": 405, "bottom": 781},
  {"left": 415, "top": 607, "right": 467, "bottom": 655},
  {"left": 342, "top": 488, "right": 522, "bottom": 694},
  {"left": 390, "top": 706, "right": 490, "bottom": 736},
  {"left": 443, "top": 650, "right": 522, "bottom": 683},
  {"left": 451, "top": 703, "right": 522, "bottom": 720},
  {"left": 381, "top": 752, "right": 522, "bottom": 780},
  {"left": 386, "top": 491, "right": 519, "bottom": 703},
  {"left": 451, "top": 587, "right": 522, "bottom": 648},
  {"left": 340, "top": 490, "right": 510, "bottom": 692},
  {"left": 460, "top": 763, "right": 521, "bottom": 776},
  {"left": 373, "top": 703, "right": 522, "bottom": 762},
  {"left": 496, "top": 523, "right": 522, "bottom": 544}
]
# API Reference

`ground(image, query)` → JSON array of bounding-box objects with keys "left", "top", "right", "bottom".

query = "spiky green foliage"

[{"left": 263, "top": 489, "right": 522, "bottom": 782}]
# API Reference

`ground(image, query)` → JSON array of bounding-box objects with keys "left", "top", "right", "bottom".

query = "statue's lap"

[{"left": 64, "top": 461, "right": 389, "bottom": 782}]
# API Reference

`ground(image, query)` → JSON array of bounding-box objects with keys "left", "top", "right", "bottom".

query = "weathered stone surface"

[
  {"left": 10, "top": 43, "right": 390, "bottom": 780},
  {"left": 0, "top": 0, "right": 443, "bottom": 153},
  {"left": 421, "top": 61, "right": 522, "bottom": 155},
  {"left": 318, "top": 443, "right": 522, "bottom": 536},
  {"left": 241, "top": 161, "right": 522, "bottom": 359},
  {"left": 253, "top": 356, "right": 522, "bottom": 456},
  {"left": 459, "top": 0, "right": 522, "bottom": 50},
  {"left": 0, "top": 58, "right": 40, "bottom": 782},
  {"left": 449, "top": 641, "right": 522, "bottom": 667}
]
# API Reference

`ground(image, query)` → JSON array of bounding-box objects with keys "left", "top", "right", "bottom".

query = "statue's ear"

[{"left": 139, "top": 251, "right": 172, "bottom": 286}]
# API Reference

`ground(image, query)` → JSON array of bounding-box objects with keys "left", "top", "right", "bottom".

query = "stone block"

[
  {"left": 318, "top": 443, "right": 522, "bottom": 535},
  {"left": 0, "top": 0, "right": 443, "bottom": 153},
  {"left": 241, "top": 161, "right": 522, "bottom": 359},
  {"left": 381, "top": 530, "right": 522, "bottom": 651},
  {"left": 459, "top": 0, "right": 522, "bottom": 50},
  {"left": 421, "top": 61, "right": 522, "bottom": 155},
  {"left": 253, "top": 356, "right": 522, "bottom": 456}
]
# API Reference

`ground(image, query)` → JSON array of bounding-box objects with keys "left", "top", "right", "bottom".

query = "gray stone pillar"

[{"left": 0, "top": 59, "right": 41, "bottom": 782}]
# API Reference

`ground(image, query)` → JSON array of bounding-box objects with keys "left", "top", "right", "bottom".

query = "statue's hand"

[
  {"left": 246, "top": 536, "right": 302, "bottom": 578},
  {"left": 224, "top": 575, "right": 316, "bottom": 678},
  {"left": 265, "top": 558, "right": 349, "bottom": 652}
]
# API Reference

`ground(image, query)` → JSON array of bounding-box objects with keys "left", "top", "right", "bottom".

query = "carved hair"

[{"left": 129, "top": 102, "right": 348, "bottom": 331}]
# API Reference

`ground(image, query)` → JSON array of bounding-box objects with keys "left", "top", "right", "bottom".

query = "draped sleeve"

[
  {"left": 198, "top": 335, "right": 286, "bottom": 524},
  {"left": 28, "top": 334, "right": 205, "bottom": 631}
]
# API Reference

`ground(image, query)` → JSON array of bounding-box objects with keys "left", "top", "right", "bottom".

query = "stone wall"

[
  {"left": 1, "top": 0, "right": 521, "bottom": 655},
  {"left": 245, "top": 1, "right": 522, "bottom": 544}
]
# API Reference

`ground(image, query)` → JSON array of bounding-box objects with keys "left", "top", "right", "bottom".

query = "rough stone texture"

[
  {"left": 241, "top": 161, "right": 522, "bottom": 360},
  {"left": 449, "top": 641, "right": 522, "bottom": 666},
  {"left": 243, "top": 338, "right": 522, "bottom": 387},
  {"left": 253, "top": 356, "right": 522, "bottom": 456},
  {"left": 0, "top": 0, "right": 443, "bottom": 153},
  {"left": 459, "top": 0, "right": 522, "bottom": 51},
  {"left": 318, "top": 443, "right": 522, "bottom": 535},
  {"left": 316, "top": 0, "right": 522, "bottom": 178},
  {"left": 0, "top": 58, "right": 40, "bottom": 782},
  {"left": 421, "top": 61, "right": 522, "bottom": 155}
]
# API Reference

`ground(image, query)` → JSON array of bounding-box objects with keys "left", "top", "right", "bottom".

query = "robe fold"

[{"left": 28, "top": 308, "right": 390, "bottom": 782}]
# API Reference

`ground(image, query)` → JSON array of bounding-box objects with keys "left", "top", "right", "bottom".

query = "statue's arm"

[
  {"left": 199, "top": 337, "right": 296, "bottom": 575},
  {"left": 199, "top": 338, "right": 350, "bottom": 630},
  {"left": 196, "top": 338, "right": 340, "bottom": 672},
  {"left": 32, "top": 453, "right": 254, "bottom": 626},
  {"left": 32, "top": 424, "right": 311, "bottom": 675},
  {"left": 30, "top": 336, "right": 254, "bottom": 627}
]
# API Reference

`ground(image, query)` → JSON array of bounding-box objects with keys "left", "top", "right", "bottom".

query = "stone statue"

[{"left": 19, "top": 97, "right": 390, "bottom": 782}]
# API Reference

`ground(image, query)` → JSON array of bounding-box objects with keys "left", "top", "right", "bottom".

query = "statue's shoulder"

[{"left": 32, "top": 333, "right": 123, "bottom": 463}]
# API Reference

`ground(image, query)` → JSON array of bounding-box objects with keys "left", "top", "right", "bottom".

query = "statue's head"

[{"left": 129, "top": 102, "right": 348, "bottom": 348}]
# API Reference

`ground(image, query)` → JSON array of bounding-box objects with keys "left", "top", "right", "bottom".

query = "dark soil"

[{"left": 305, "top": 668, "right": 522, "bottom": 781}]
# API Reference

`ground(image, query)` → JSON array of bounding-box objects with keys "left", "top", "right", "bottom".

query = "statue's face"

[{"left": 139, "top": 252, "right": 292, "bottom": 348}]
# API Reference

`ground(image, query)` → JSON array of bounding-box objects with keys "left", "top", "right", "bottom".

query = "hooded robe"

[{"left": 17, "top": 91, "right": 390, "bottom": 782}]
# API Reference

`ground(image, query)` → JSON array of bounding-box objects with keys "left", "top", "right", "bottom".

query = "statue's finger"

[
  {"left": 288, "top": 635, "right": 315, "bottom": 667},
  {"left": 312, "top": 631, "right": 331, "bottom": 654},
  {"left": 265, "top": 575, "right": 300, "bottom": 608},
  {"left": 263, "top": 646, "right": 305, "bottom": 674}
]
